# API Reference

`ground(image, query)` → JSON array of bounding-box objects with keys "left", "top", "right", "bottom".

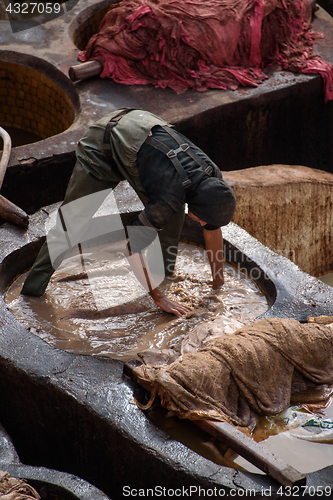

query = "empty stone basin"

[
  {"left": 69, "top": 0, "right": 117, "bottom": 51},
  {"left": 0, "top": 50, "right": 79, "bottom": 147}
]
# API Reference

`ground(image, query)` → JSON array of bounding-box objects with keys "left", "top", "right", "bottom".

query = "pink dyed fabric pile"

[{"left": 78, "top": 0, "right": 333, "bottom": 100}]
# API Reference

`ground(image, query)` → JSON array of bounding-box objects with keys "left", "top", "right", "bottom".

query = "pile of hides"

[
  {"left": 78, "top": 0, "right": 333, "bottom": 100},
  {"left": 134, "top": 318, "right": 333, "bottom": 429},
  {"left": 0, "top": 471, "right": 40, "bottom": 500}
]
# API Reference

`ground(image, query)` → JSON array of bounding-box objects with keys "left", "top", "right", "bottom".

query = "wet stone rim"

[{"left": 0, "top": 210, "right": 333, "bottom": 498}]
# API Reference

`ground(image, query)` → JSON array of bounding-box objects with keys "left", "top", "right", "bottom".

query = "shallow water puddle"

[
  {"left": 5, "top": 241, "right": 267, "bottom": 360},
  {"left": 235, "top": 398, "right": 333, "bottom": 475},
  {"left": 149, "top": 392, "right": 333, "bottom": 476}
]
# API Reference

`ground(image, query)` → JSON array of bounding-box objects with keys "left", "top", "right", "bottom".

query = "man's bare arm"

[{"left": 203, "top": 228, "right": 224, "bottom": 288}]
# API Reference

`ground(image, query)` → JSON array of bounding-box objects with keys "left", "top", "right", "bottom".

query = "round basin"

[
  {"left": 69, "top": 0, "right": 118, "bottom": 51},
  {"left": 0, "top": 51, "right": 79, "bottom": 147}
]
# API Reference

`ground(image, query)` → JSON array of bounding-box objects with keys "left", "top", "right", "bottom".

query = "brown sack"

[
  {"left": 0, "top": 471, "right": 40, "bottom": 500},
  {"left": 138, "top": 318, "right": 333, "bottom": 428}
]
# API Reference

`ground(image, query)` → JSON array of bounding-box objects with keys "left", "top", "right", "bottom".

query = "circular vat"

[
  {"left": 4, "top": 213, "right": 269, "bottom": 360},
  {"left": 0, "top": 51, "right": 79, "bottom": 147},
  {"left": 68, "top": 0, "right": 117, "bottom": 50},
  {"left": 2, "top": 200, "right": 273, "bottom": 357}
]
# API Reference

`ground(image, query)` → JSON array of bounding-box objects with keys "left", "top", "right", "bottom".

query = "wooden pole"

[
  {"left": 124, "top": 360, "right": 306, "bottom": 488},
  {"left": 69, "top": 60, "right": 103, "bottom": 82},
  {"left": 0, "top": 195, "right": 29, "bottom": 227}
]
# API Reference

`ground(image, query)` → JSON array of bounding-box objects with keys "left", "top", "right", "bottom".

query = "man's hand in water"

[
  {"left": 150, "top": 288, "right": 191, "bottom": 317},
  {"left": 127, "top": 250, "right": 191, "bottom": 317}
]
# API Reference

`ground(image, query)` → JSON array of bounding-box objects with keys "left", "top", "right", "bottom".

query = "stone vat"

[
  {"left": 0, "top": 189, "right": 333, "bottom": 498},
  {"left": 1, "top": 0, "right": 333, "bottom": 174},
  {"left": 0, "top": 51, "right": 80, "bottom": 148}
]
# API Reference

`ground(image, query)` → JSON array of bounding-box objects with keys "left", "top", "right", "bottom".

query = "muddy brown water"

[{"left": 5, "top": 241, "right": 267, "bottom": 359}]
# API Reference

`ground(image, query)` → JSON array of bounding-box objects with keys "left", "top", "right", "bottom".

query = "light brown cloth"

[
  {"left": 136, "top": 318, "right": 333, "bottom": 428},
  {"left": 0, "top": 471, "right": 40, "bottom": 500}
]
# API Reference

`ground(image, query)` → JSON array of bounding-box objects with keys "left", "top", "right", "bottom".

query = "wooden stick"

[
  {"left": 124, "top": 360, "right": 306, "bottom": 487},
  {"left": 0, "top": 195, "right": 29, "bottom": 227},
  {"left": 68, "top": 60, "right": 103, "bottom": 82}
]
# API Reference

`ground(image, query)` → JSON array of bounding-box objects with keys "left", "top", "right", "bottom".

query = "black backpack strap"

[
  {"left": 103, "top": 108, "right": 136, "bottom": 144},
  {"left": 145, "top": 135, "right": 192, "bottom": 190},
  {"left": 161, "top": 126, "right": 214, "bottom": 176},
  {"left": 145, "top": 125, "right": 216, "bottom": 191}
]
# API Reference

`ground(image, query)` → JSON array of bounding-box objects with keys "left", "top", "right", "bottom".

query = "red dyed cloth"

[{"left": 78, "top": 0, "right": 333, "bottom": 100}]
